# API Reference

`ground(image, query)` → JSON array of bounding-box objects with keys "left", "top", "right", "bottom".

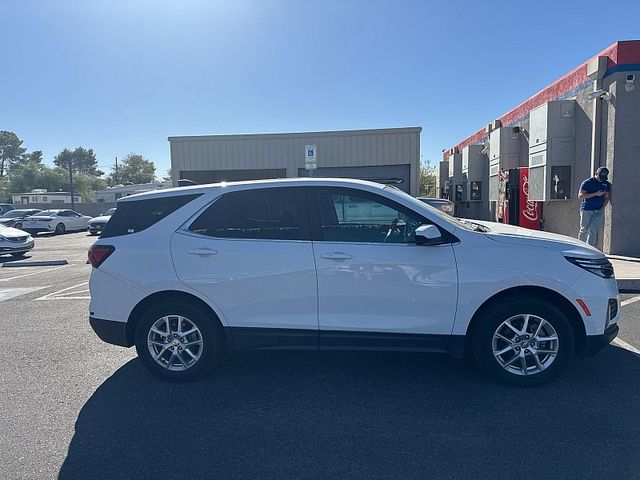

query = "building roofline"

[
  {"left": 442, "top": 39, "right": 640, "bottom": 159},
  {"left": 11, "top": 192, "right": 77, "bottom": 196},
  {"left": 168, "top": 126, "right": 422, "bottom": 143}
]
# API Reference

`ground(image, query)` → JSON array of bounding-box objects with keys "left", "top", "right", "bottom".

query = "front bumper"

[
  {"left": 88, "top": 223, "right": 106, "bottom": 234},
  {"left": 584, "top": 324, "right": 619, "bottom": 357},
  {"left": 0, "top": 240, "right": 34, "bottom": 253},
  {"left": 90, "top": 317, "right": 132, "bottom": 347}
]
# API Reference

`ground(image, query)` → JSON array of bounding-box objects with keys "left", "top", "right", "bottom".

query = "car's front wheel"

[
  {"left": 472, "top": 298, "right": 574, "bottom": 387},
  {"left": 135, "top": 302, "right": 223, "bottom": 381},
  {"left": 55, "top": 223, "right": 65, "bottom": 234}
]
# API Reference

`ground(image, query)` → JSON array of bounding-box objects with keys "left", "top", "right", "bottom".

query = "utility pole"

[
  {"left": 115, "top": 156, "right": 118, "bottom": 184},
  {"left": 68, "top": 157, "right": 75, "bottom": 211}
]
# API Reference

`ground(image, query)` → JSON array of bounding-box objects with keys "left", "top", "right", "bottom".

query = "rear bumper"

[
  {"left": 90, "top": 317, "right": 132, "bottom": 347},
  {"left": 584, "top": 324, "right": 619, "bottom": 357}
]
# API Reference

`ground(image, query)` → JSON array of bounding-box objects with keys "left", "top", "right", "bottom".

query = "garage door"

[
  {"left": 297, "top": 165, "right": 412, "bottom": 193},
  {"left": 179, "top": 169, "right": 287, "bottom": 184}
]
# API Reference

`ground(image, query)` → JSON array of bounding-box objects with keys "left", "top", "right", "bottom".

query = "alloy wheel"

[
  {"left": 492, "top": 314, "right": 559, "bottom": 376},
  {"left": 147, "top": 315, "right": 204, "bottom": 371}
]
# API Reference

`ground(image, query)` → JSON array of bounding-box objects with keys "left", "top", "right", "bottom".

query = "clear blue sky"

[{"left": 2, "top": 0, "right": 639, "bottom": 176}]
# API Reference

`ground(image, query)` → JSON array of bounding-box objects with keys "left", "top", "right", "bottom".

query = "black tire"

[
  {"left": 15, "top": 222, "right": 22, "bottom": 229},
  {"left": 135, "top": 301, "right": 223, "bottom": 381},
  {"left": 472, "top": 297, "right": 574, "bottom": 387},
  {"left": 55, "top": 223, "right": 65, "bottom": 235},
  {"left": 10, "top": 252, "right": 26, "bottom": 259}
]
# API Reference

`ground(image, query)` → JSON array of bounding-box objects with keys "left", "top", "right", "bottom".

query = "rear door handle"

[
  {"left": 321, "top": 252, "right": 353, "bottom": 260},
  {"left": 188, "top": 248, "right": 218, "bottom": 256}
]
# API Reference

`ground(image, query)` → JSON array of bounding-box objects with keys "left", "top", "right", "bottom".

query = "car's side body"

[
  {"left": 22, "top": 209, "right": 92, "bottom": 234},
  {"left": 0, "top": 209, "right": 43, "bottom": 229},
  {"left": 89, "top": 179, "right": 620, "bottom": 366}
]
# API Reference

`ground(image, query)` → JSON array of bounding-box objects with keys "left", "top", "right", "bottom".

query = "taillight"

[{"left": 88, "top": 245, "right": 115, "bottom": 268}]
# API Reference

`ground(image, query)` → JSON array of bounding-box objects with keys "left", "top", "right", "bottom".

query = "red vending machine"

[{"left": 497, "top": 167, "right": 542, "bottom": 230}]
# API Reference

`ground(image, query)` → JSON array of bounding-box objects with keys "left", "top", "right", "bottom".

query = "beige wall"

[{"left": 169, "top": 127, "right": 422, "bottom": 195}]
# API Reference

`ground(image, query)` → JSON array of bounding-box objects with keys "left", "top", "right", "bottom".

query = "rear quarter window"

[{"left": 101, "top": 194, "right": 201, "bottom": 238}]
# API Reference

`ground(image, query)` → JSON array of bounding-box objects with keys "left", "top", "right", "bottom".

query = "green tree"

[
  {"left": 0, "top": 131, "right": 27, "bottom": 177},
  {"left": 419, "top": 159, "right": 437, "bottom": 197},
  {"left": 109, "top": 153, "right": 156, "bottom": 185},
  {"left": 53, "top": 147, "right": 104, "bottom": 176},
  {"left": 161, "top": 168, "right": 172, "bottom": 183},
  {"left": 6, "top": 163, "right": 68, "bottom": 197},
  {"left": 23, "top": 150, "right": 43, "bottom": 165}
]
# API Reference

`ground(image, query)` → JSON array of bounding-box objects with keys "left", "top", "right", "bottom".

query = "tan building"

[{"left": 168, "top": 127, "right": 421, "bottom": 195}]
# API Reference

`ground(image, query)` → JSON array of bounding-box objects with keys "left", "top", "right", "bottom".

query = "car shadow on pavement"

[{"left": 58, "top": 346, "right": 640, "bottom": 480}]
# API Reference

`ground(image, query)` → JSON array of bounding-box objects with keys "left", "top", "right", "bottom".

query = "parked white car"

[
  {"left": 0, "top": 225, "right": 34, "bottom": 258},
  {"left": 88, "top": 178, "right": 620, "bottom": 386},
  {"left": 22, "top": 209, "right": 92, "bottom": 235}
]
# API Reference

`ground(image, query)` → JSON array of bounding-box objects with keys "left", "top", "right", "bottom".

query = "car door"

[
  {"left": 71, "top": 211, "right": 86, "bottom": 230},
  {"left": 310, "top": 187, "right": 458, "bottom": 348},
  {"left": 171, "top": 187, "right": 319, "bottom": 349},
  {"left": 59, "top": 210, "right": 75, "bottom": 230}
]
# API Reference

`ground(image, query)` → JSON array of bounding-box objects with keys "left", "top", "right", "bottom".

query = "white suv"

[{"left": 89, "top": 178, "right": 620, "bottom": 386}]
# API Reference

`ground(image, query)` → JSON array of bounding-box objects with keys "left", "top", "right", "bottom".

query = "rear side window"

[
  {"left": 101, "top": 194, "right": 201, "bottom": 238},
  {"left": 188, "top": 188, "right": 310, "bottom": 241}
]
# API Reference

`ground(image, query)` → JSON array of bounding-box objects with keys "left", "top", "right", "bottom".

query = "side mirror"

[{"left": 415, "top": 224, "right": 443, "bottom": 246}]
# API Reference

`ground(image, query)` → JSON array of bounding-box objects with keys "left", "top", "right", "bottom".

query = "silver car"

[{"left": 0, "top": 225, "right": 34, "bottom": 258}]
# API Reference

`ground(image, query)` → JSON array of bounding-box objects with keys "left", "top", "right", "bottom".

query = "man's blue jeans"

[{"left": 578, "top": 209, "right": 603, "bottom": 246}]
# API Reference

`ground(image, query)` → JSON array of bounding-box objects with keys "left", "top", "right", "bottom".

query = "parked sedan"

[
  {"left": 0, "top": 225, "right": 34, "bottom": 258},
  {"left": 22, "top": 209, "right": 92, "bottom": 235},
  {"left": 417, "top": 197, "right": 454, "bottom": 215},
  {"left": 0, "top": 209, "right": 42, "bottom": 229},
  {"left": 88, "top": 208, "right": 116, "bottom": 235}
]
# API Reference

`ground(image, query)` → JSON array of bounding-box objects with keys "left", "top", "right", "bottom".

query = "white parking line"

[
  {"left": 612, "top": 338, "right": 640, "bottom": 355},
  {"left": 0, "top": 264, "right": 71, "bottom": 282},
  {"left": 35, "top": 282, "right": 90, "bottom": 301},
  {"left": 0, "top": 287, "right": 49, "bottom": 302},
  {"left": 621, "top": 295, "right": 640, "bottom": 307}
]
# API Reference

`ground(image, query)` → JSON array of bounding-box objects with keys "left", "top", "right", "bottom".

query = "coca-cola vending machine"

[{"left": 497, "top": 167, "right": 542, "bottom": 229}]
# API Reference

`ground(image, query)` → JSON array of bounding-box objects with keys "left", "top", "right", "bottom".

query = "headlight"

[{"left": 565, "top": 256, "right": 615, "bottom": 278}]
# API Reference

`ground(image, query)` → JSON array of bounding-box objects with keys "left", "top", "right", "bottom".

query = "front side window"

[
  {"left": 189, "top": 188, "right": 310, "bottom": 241},
  {"left": 314, "top": 188, "right": 424, "bottom": 244}
]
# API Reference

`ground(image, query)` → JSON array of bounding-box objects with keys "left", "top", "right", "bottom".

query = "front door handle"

[
  {"left": 188, "top": 248, "right": 218, "bottom": 256},
  {"left": 321, "top": 252, "right": 353, "bottom": 260}
]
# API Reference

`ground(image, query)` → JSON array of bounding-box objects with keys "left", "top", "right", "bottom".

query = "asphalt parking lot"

[{"left": 0, "top": 232, "right": 638, "bottom": 479}]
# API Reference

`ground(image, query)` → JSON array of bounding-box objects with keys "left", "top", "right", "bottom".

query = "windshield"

[
  {"left": 383, "top": 186, "right": 478, "bottom": 232},
  {"left": 102, "top": 208, "right": 116, "bottom": 216},
  {"left": 2, "top": 210, "right": 26, "bottom": 218}
]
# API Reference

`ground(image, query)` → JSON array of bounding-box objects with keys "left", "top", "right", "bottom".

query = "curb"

[
  {"left": 608, "top": 255, "right": 640, "bottom": 264},
  {"left": 2, "top": 260, "right": 68, "bottom": 268},
  {"left": 617, "top": 278, "right": 640, "bottom": 293}
]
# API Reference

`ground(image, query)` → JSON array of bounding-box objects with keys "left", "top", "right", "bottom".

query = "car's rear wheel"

[
  {"left": 55, "top": 223, "right": 65, "bottom": 234},
  {"left": 472, "top": 298, "right": 574, "bottom": 387},
  {"left": 15, "top": 222, "right": 22, "bottom": 229},
  {"left": 135, "top": 302, "right": 223, "bottom": 381}
]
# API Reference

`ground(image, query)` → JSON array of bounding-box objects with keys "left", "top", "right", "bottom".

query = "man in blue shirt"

[{"left": 578, "top": 166, "right": 611, "bottom": 246}]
